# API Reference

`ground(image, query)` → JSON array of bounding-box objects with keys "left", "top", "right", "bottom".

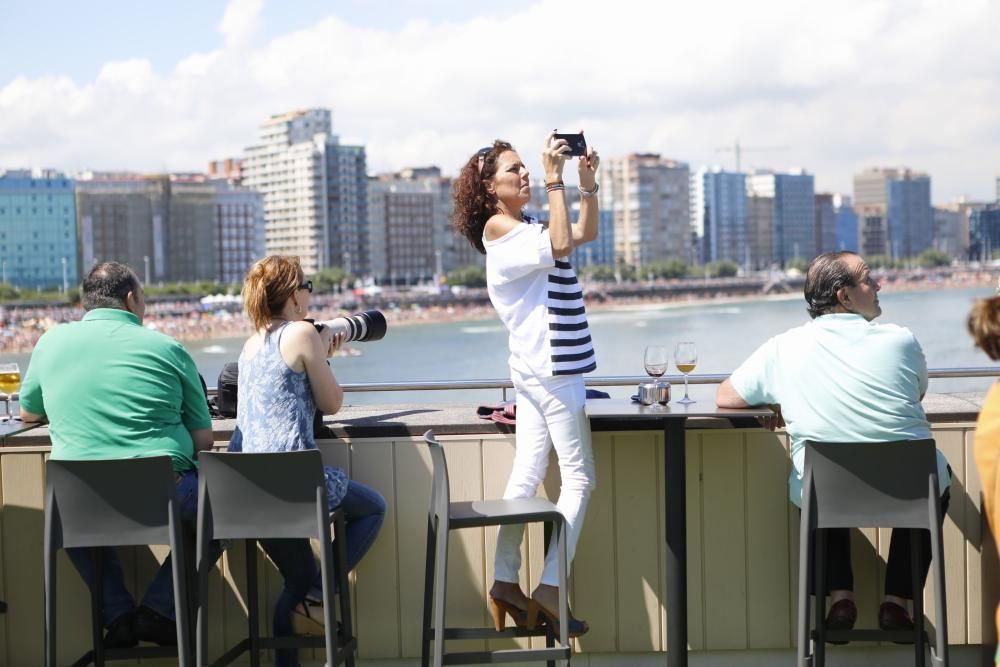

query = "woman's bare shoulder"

[{"left": 484, "top": 213, "right": 523, "bottom": 241}]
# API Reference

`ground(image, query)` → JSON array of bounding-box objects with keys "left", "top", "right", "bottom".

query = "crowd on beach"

[{"left": 1, "top": 270, "right": 994, "bottom": 356}]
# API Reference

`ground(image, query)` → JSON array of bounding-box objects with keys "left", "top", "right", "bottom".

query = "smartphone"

[{"left": 554, "top": 132, "right": 587, "bottom": 157}]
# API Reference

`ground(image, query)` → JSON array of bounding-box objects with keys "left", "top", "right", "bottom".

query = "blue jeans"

[
  {"left": 66, "top": 470, "right": 199, "bottom": 627},
  {"left": 261, "top": 479, "right": 386, "bottom": 667}
]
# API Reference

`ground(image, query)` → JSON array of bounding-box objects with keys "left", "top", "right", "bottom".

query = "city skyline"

[{"left": 1, "top": 0, "right": 999, "bottom": 203}]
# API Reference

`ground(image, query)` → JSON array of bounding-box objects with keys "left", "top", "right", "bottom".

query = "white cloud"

[
  {"left": 219, "top": 0, "right": 263, "bottom": 49},
  {"left": 1, "top": 0, "right": 998, "bottom": 201}
]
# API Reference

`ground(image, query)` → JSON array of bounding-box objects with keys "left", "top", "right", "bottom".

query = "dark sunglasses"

[
  {"left": 299, "top": 280, "right": 313, "bottom": 293},
  {"left": 477, "top": 146, "right": 491, "bottom": 174}
]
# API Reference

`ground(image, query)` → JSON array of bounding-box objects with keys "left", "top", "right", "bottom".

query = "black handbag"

[{"left": 215, "top": 362, "right": 239, "bottom": 418}]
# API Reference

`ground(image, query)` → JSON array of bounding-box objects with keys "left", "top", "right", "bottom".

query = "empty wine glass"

[
  {"left": 0, "top": 363, "right": 21, "bottom": 421},
  {"left": 674, "top": 342, "right": 697, "bottom": 405},
  {"left": 643, "top": 346, "right": 669, "bottom": 385}
]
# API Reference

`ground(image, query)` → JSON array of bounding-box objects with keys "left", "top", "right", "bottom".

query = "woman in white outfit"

[{"left": 452, "top": 132, "right": 601, "bottom": 636}]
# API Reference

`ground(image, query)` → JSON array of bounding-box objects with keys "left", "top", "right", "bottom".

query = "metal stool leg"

[
  {"left": 929, "top": 488, "right": 948, "bottom": 667},
  {"left": 420, "top": 517, "right": 437, "bottom": 667},
  {"left": 245, "top": 539, "right": 261, "bottom": 667},
  {"left": 431, "top": 518, "right": 449, "bottom": 667},
  {"left": 44, "top": 515, "right": 57, "bottom": 667},
  {"left": 911, "top": 530, "right": 925, "bottom": 667},
  {"left": 92, "top": 548, "right": 106, "bottom": 667},
  {"left": 814, "top": 530, "right": 827, "bottom": 667}
]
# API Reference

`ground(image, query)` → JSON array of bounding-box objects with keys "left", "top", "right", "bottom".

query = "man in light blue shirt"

[{"left": 716, "top": 251, "right": 950, "bottom": 637}]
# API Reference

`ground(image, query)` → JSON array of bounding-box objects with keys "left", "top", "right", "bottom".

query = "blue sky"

[
  {"left": 1, "top": 0, "right": 998, "bottom": 202},
  {"left": 0, "top": 1, "right": 536, "bottom": 83}
]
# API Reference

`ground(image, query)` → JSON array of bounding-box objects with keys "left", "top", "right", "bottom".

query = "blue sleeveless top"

[{"left": 228, "top": 322, "right": 349, "bottom": 507}]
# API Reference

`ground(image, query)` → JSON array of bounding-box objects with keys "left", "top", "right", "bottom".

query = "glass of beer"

[
  {"left": 0, "top": 363, "right": 21, "bottom": 421},
  {"left": 674, "top": 342, "right": 697, "bottom": 404}
]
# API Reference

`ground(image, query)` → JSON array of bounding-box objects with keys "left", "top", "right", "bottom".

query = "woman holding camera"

[
  {"left": 231, "top": 255, "right": 386, "bottom": 666},
  {"left": 452, "top": 132, "right": 601, "bottom": 636}
]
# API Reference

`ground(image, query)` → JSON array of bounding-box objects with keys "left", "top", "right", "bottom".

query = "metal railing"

[
  {"left": 331, "top": 367, "right": 1000, "bottom": 401},
  {"left": 6, "top": 367, "right": 997, "bottom": 404}
]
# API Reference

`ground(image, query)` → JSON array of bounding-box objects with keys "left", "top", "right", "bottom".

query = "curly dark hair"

[
  {"left": 803, "top": 251, "right": 859, "bottom": 318},
  {"left": 451, "top": 139, "right": 514, "bottom": 254},
  {"left": 969, "top": 296, "right": 1000, "bottom": 361}
]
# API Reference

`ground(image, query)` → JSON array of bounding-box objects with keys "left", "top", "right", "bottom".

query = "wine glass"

[
  {"left": 0, "top": 363, "right": 21, "bottom": 421},
  {"left": 643, "top": 346, "right": 669, "bottom": 385},
  {"left": 674, "top": 342, "right": 697, "bottom": 405}
]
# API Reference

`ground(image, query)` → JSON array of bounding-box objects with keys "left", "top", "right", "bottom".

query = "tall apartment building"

[
  {"left": 814, "top": 193, "right": 837, "bottom": 255},
  {"left": 76, "top": 173, "right": 166, "bottom": 282},
  {"left": 524, "top": 184, "right": 614, "bottom": 268},
  {"left": 745, "top": 193, "right": 773, "bottom": 270},
  {"left": 968, "top": 204, "right": 1000, "bottom": 261},
  {"left": 833, "top": 195, "right": 858, "bottom": 252},
  {"left": 935, "top": 198, "right": 987, "bottom": 260},
  {"left": 602, "top": 154, "right": 691, "bottom": 268},
  {"left": 78, "top": 172, "right": 264, "bottom": 284},
  {"left": 242, "top": 109, "right": 368, "bottom": 277},
  {"left": 207, "top": 158, "right": 244, "bottom": 184},
  {"left": 933, "top": 207, "right": 964, "bottom": 259},
  {"left": 853, "top": 167, "right": 933, "bottom": 260},
  {"left": 745, "top": 170, "right": 815, "bottom": 267},
  {"left": 214, "top": 182, "right": 265, "bottom": 284},
  {"left": 368, "top": 171, "right": 438, "bottom": 284},
  {"left": 0, "top": 169, "right": 78, "bottom": 289},
  {"left": 693, "top": 167, "right": 745, "bottom": 266},
  {"left": 165, "top": 175, "right": 217, "bottom": 283}
]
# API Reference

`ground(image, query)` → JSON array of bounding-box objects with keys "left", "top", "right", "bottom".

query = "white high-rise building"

[
  {"left": 602, "top": 154, "right": 691, "bottom": 268},
  {"left": 242, "top": 109, "right": 368, "bottom": 276}
]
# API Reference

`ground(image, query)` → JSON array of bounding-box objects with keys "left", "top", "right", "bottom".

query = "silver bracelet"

[{"left": 578, "top": 182, "right": 599, "bottom": 198}]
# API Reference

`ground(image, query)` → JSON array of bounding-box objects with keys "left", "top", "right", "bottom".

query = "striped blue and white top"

[{"left": 484, "top": 216, "right": 596, "bottom": 378}]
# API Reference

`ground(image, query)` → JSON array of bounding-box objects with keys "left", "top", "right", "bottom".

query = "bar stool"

[
  {"left": 797, "top": 439, "right": 948, "bottom": 667},
  {"left": 44, "top": 456, "right": 192, "bottom": 667},
  {"left": 195, "top": 449, "right": 356, "bottom": 667},
  {"left": 420, "top": 429, "right": 571, "bottom": 667}
]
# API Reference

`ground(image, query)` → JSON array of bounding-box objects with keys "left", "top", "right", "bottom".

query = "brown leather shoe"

[
  {"left": 824, "top": 599, "right": 856, "bottom": 644},
  {"left": 878, "top": 601, "right": 916, "bottom": 642}
]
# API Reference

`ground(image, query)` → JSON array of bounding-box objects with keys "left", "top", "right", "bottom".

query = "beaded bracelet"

[
  {"left": 578, "top": 182, "right": 600, "bottom": 198},
  {"left": 545, "top": 181, "right": 565, "bottom": 193}
]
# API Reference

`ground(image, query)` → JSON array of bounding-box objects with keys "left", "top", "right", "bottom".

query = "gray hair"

[
  {"left": 803, "top": 251, "right": 858, "bottom": 319},
  {"left": 81, "top": 262, "right": 141, "bottom": 311}
]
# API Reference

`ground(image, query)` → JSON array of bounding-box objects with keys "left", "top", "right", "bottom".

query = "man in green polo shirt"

[{"left": 20, "top": 261, "right": 213, "bottom": 648}]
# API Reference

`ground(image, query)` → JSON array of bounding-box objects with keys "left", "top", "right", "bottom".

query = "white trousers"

[{"left": 494, "top": 368, "right": 596, "bottom": 587}]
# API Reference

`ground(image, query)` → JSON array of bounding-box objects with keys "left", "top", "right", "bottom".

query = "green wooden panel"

[
  {"left": 352, "top": 439, "right": 400, "bottom": 659},
  {"left": 700, "top": 432, "right": 748, "bottom": 649},
  {"left": 1, "top": 453, "right": 46, "bottom": 666},
  {"left": 613, "top": 431, "right": 661, "bottom": 652},
  {"left": 574, "top": 434, "right": 620, "bottom": 652},
  {"left": 745, "top": 431, "right": 792, "bottom": 649},
  {"left": 934, "top": 429, "right": 969, "bottom": 640},
  {"left": 392, "top": 436, "right": 434, "bottom": 657},
  {"left": 684, "top": 433, "right": 704, "bottom": 651}
]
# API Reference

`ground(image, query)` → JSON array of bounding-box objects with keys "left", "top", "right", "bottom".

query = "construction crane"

[{"left": 715, "top": 139, "right": 788, "bottom": 172}]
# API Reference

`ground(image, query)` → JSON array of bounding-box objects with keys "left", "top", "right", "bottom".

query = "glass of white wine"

[
  {"left": 674, "top": 342, "right": 697, "bottom": 405},
  {"left": 0, "top": 363, "right": 21, "bottom": 421}
]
